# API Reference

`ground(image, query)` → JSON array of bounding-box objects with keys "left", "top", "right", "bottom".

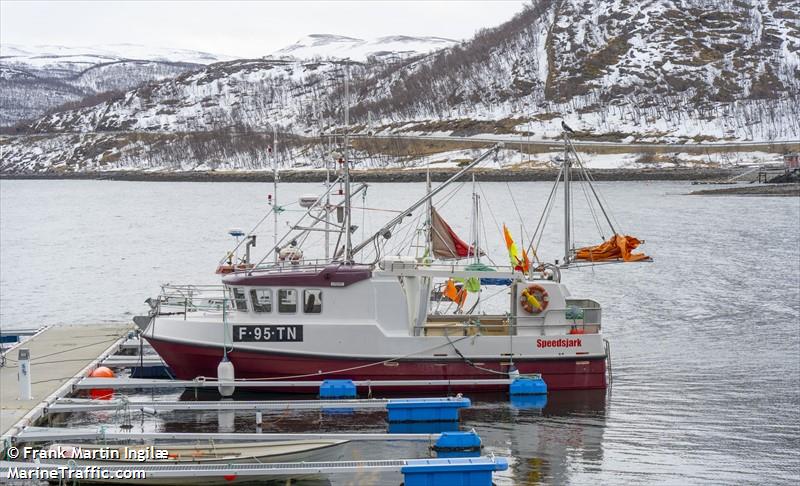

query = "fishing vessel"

[{"left": 136, "top": 121, "right": 649, "bottom": 393}]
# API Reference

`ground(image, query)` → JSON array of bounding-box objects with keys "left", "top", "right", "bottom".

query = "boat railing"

[
  {"left": 239, "top": 258, "right": 351, "bottom": 275},
  {"left": 421, "top": 304, "right": 602, "bottom": 336},
  {"left": 158, "top": 284, "right": 230, "bottom": 314}
]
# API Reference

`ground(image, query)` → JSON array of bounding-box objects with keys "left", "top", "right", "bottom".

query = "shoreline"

[
  {"left": 689, "top": 183, "right": 800, "bottom": 196},
  {"left": 0, "top": 167, "right": 743, "bottom": 183}
]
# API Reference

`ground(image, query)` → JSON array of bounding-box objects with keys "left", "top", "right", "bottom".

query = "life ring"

[{"left": 520, "top": 284, "right": 549, "bottom": 314}]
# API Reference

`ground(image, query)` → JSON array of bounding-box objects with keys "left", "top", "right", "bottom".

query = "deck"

[{"left": 0, "top": 323, "right": 133, "bottom": 440}]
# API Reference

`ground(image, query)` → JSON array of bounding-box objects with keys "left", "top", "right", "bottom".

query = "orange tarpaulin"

[
  {"left": 575, "top": 234, "right": 650, "bottom": 262},
  {"left": 444, "top": 278, "right": 467, "bottom": 307}
]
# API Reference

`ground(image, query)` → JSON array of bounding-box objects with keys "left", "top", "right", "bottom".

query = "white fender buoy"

[{"left": 217, "top": 357, "right": 235, "bottom": 397}]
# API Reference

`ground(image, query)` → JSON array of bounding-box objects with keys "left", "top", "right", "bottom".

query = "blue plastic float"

[
  {"left": 509, "top": 376, "right": 547, "bottom": 395},
  {"left": 401, "top": 457, "right": 508, "bottom": 486},
  {"left": 319, "top": 379, "right": 357, "bottom": 399},
  {"left": 386, "top": 397, "right": 471, "bottom": 423},
  {"left": 432, "top": 431, "right": 482, "bottom": 458}
]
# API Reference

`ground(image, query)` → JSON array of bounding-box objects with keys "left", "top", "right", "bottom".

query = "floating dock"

[
  {"left": 0, "top": 324, "right": 521, "bottom": 485},
  {"left": 0, "top": 456, "right": 509, "bottom": 483},
  {"left": 75, "top": 377, "right": 514, "bottom": 390},
  {"left": 0, "top": 324, "right": 133, "bottom": 442},
  {"left": 47, "top": 396, "right": 469, "bottom": 413}
]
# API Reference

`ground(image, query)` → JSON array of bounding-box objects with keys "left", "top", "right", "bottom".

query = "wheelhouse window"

[
  {"left": 250, "top": 289, "right": 272, "bottom": 313},
  {"left": 303, "top": 289, "right": 322, "bottom": 314},
  {"left": 232, "top": 288, "right": 248, "bottom": 311},
  {"left": 278, "top": 289, "right": 297, "bottom": 313}
]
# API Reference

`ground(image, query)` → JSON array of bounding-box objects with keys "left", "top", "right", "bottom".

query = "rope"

[
  {"left": 576, "top": 161, "right": 605, "bottom": 239},
  {"left": 444, "top": 333, "right": 512, "bottom": 376},
  {"left": 527, "top": 164, "right": 563, "bottom": 262},
  {"left": 505, "top": 182, "right": 529, "bottom": 244},
  {"left": 203, "top": 334, "right": 475, "bottom": 382},
  {"left": 534, "top": 174, "right": 560, "bottom": 255},
  {"left": 568, "top": 140, "right": 622, "bottom": 234}
]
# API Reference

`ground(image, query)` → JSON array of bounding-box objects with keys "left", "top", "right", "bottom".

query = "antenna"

[{"left": 342, "top": 62, "right": 353, "bottom": 263}]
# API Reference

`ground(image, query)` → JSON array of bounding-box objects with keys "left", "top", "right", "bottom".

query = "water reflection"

[
  {"left": 465, "top": 390, "right": 608, "bottom": 485},
  {"left": 4, "top": 180, "right": 798, "bottom": 484}
]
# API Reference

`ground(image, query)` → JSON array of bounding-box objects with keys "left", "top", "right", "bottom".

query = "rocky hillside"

[
  {"left": 0, "top": 44, "right": 233, "bottom": 127},
  {"left": 2, "top": 0, "right": 799, "bottom": 174}
]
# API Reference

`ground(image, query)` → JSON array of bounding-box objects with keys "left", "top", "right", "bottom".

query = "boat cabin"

[{"left": 203, "top": 259, "right": 603, "bottom": 338}]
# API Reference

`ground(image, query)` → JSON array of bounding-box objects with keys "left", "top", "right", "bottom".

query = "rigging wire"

[
  {"left": 477, "top": 197, "right": 500, "bottom": 267},
  {"left": 476, "top": 182, "right": 502, "bottom": 236},
  {"left": 575, "top": 159, "right": 606, "bottom": 240},
  {"left": 568, "top": 139, "right": 623, "bottom": 234},
  {"left": 505, "top": 182, "right": 529, "bottom": 244},
  {"left": 526, "top": 164, "right": 563, "bottom": 263},
  {"left": 535, "top": 183, "right": 559, "bottom": 258}
]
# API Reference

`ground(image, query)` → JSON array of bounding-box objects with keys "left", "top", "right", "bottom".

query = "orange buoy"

[
  {"left": 89, "top": 366, "right": 115, "bottom": 400},
  {"left": 90, "top": 366, "right": 115, "bottom": 378},
  {"left": 569, "top": 328, "right": 586, "bottom": 335}
]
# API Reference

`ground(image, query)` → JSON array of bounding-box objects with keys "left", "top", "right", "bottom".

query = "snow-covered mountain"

[
  {"left": 2, "top": 0, "right": 799, "bottom": 174},
  {"left": 1, "top": 43, "right": 235, "bottom": 69},
  {"left": 272, "top": 34, "right": 458, "bottom": 61},
  {"left": 0, "top": 43, "right": 236, "bottom": 127}
]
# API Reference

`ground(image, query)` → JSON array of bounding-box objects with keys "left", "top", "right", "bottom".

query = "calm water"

[{"left": 1, "top": 179, "right": 799, "bottom": 484}]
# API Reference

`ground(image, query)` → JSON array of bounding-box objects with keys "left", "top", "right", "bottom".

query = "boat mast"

[
  {"left": 424, "top": 166, "right": 432, "bottom": 258},
  {"left": 563, "top": 131, "right": 572, "bottom": 265},
  {"left": 325, "top": 135, "right": 331, "bottom": 261},
  {"left": 349, "top": 143, "right": 502, "bottom": 258},
  {"left": 342, "top": 63, "right": 353, "bottom": 263},
  {"left": 272, "top": 125, "right": 279, "bottom": 263},
  {"left": 471, "top": 174, "right": 481, "bottom": 264}
]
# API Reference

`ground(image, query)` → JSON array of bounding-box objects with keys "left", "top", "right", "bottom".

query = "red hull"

[{"left": 146, "top": 337, "right": 607, "bottom": 392}]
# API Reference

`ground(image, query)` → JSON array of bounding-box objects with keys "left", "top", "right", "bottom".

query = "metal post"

[
  {"left": 563, "top": 134, "right": 570, "bottom": 262},
  {"left": 472, "top": 179, "right": 481, "bottom": 264},
  {"left": 325, "top": 138, "right": 331, "bottom": 260},
  {"left": 18, "top": 348, "right": 32, "bottom": 400},
  {"left": 272, "top": 126, "right": 279, "bottom": 263},
  {"left": 343, "top": 64, "right": 353, "bottom": 262}
]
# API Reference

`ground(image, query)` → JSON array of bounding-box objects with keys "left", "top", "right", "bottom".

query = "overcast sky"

[{"left": 1, "top": 1, "right": 527, "bottom": 57}]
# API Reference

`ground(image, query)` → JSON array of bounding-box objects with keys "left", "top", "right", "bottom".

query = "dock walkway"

[{"left": 0, "top": 324, "right": 132, "bottom": 440}]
